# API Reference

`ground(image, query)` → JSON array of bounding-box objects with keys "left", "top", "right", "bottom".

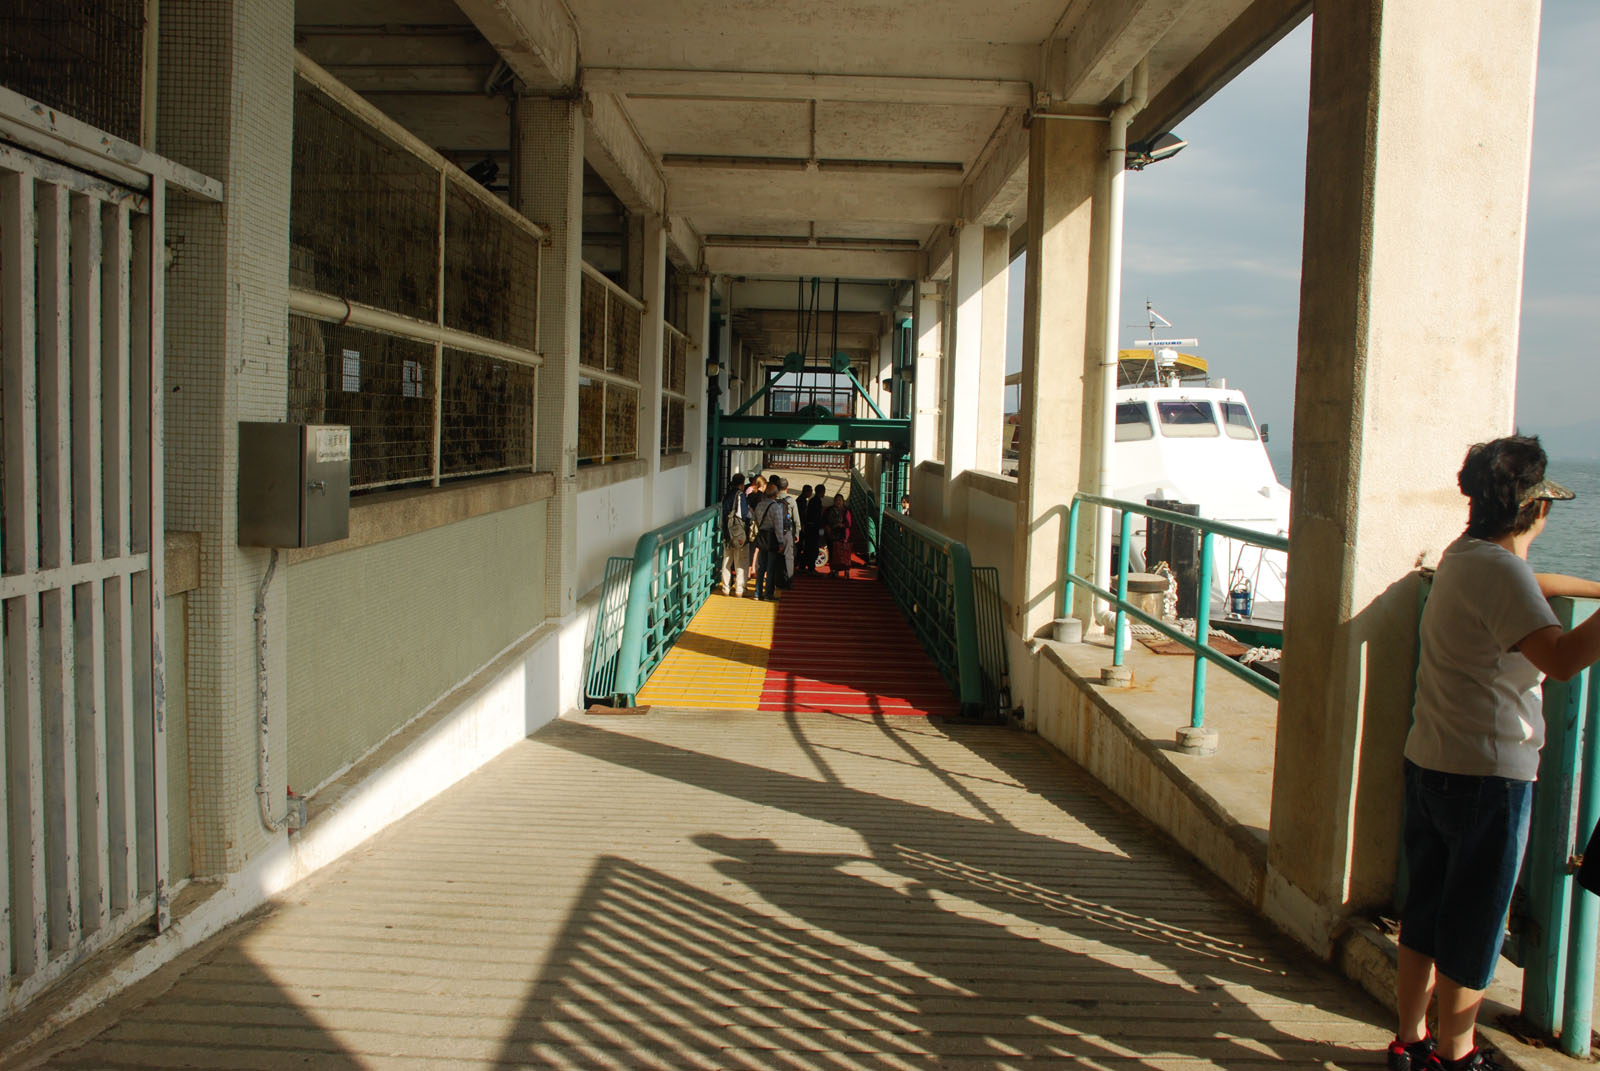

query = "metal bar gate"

[{"left": 1, "top": 132, "right": 168, "bottom": 1011}]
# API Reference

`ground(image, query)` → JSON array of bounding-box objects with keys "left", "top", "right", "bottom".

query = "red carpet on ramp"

[{"left": 757, "top": 567, "right": 961, "bottom": 718}]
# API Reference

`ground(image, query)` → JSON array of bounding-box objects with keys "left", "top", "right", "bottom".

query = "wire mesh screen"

[
  {"left": 291, "top": 79, "right": 438, "bottom": 321},
  {"left": 0, "top": 0, "right": 145, "bottom": 144},
  {"left": 608, "top": 296, "right": 640, "bottom": 379},
  {"left": 605, "top": 384, "right": 639, "bottom": 463},
  {"left": 440, "top": 349, "right": 534, "bottom": 479},
  {"left": 661, "top": 398, "right": 685, "bottom": 454},
  {"left": 579, "top": 275, "right": 606, "bottom": 370},
  {"left": 665, "top": 330, "right": 688, "bottom": 394},
  {"left": 443, "top": 179, "right": 538, "bottom": 351},
  {"left": 288, "top": 317, "right": 435, "bottom": 489}
]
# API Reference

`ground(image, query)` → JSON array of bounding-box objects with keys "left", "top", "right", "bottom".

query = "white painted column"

[
  {"left": 514, "top": 97, "right": 583, "bottom": 618},
  {"left": 685, "top": 272, "right": 712, "bottom": 511},
  {"left": 156, "top": 0, "right": 295, "bottom": 876},
  {"left": 976, "top": 225, "right": 1010, "bottom": 473},
  {"left": 1267, "top": 0, "right": 1542, "bottom": 954},
  {"left": 639, "top": 216, "right": 667, "bottom": 525},
  {"left": 912, "top": 283, "right": 942, "bottom": 467},
  {"left": 943, "top": 224, "right": 985, "bottom": 503},
  {"left": 1012, "top": 118, "right": 1106, "bottom": 643}
]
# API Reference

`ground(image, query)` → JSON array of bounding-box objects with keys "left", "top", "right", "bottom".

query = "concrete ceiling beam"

[
  {"left": 958, "top": 108, "right": 1030, "bottom": 226},
  {"left": 455, "top": 0, "right": 580, "bottom": 92},
  {"left": 704, "top": 246, "right": 919, "bottom": 282},
  {"left": 669, "top": 171, "right": 956, "bottom": 225},
  {"left": 923, "top": 224, "right": 955, "bottom": 282},
  {"left": 1045, "top": 0, "right": 1198, "bottom": 106},
  {"left": 582, "top": 68, "right": 1034, "bottom": 108},
  {"left": 667, "top": 215, "right": 702, "bottom": 271},
  {"left": 1130, "top": 0, "right": 1309, "bottom": 144},
  {"left": 583, "top": 91, "right": 668, "bottom": 217},
  {"left": 727, "top": 280, "right": 895, "bottom": 313}
]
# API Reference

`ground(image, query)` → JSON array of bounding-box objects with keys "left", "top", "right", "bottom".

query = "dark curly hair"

[{"left": 1458, "top": 435, "right": 1549, "bottom": 540}]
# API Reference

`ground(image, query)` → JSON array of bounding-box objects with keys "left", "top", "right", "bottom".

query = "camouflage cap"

[{"left": 1520, "top": 477, "right": 1577, "bottom": 506}]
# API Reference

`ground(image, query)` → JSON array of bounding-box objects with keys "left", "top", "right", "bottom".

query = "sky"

[{"left": 1005, "top": 2, "right": 1600, "bottom": 455}]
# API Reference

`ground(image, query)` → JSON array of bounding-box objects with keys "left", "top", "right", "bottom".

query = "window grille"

[
  {"left": 661, "top": 324, "right": 689, "bottom": 455},
  {"left": 288, "top": 60, "right": 543, "bottom": 491},
  {"left": 578, "top": 264, "right": 643, "bottom": 465}
]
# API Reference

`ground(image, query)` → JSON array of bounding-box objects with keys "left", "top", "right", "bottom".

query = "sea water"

[
  {"left": 1531, "top": 459, "right": 1600, "bottom": 582},
  {"left": 1264, "top": 447, "right": 1600, "bottom": 581}
]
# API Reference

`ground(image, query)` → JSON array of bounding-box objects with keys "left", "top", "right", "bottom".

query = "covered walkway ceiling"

[{"left": 296, "top": 0, "right": 1307, "bottom": 282}]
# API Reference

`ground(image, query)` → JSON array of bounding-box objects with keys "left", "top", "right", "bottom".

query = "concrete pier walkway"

[{"left": 19, "top": 710, "right": 1393, "bottom": 1069}]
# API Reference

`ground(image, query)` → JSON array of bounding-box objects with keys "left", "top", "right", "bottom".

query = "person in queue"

[
  {"left": 1391, "top": 435, "right": 1600, "bottom": 1071},
  {"left": 823, "top": 492, "right": 853, "bottom": 580},
  {"left": 718, "top": 473, "right": 751, "bottom": 598},
  {"left": 794, "top": 484, "right": 816, "bottom": 575},
  {"left": 752, "top": 480, "right": 788, "bottom": 601},
  {"left": 744, "top": 475, "right": 767, "bottom": 589}
]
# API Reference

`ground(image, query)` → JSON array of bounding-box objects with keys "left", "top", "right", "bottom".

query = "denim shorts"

[{"left": 1399, "top": 760, "right": 1533, "bottom": 991}]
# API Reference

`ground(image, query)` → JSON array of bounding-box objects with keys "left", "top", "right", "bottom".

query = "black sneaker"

[
  {"left": 1387, "top": 1033, "right": 1436, "bottom": 1070},
  {"left": 1424, "top": 1046, "right": 1503, "bottom": 1071}
]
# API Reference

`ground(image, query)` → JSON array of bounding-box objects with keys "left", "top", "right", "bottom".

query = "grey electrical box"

[{"left": 238, "top": 423, "right": 351, "bottom": 547}]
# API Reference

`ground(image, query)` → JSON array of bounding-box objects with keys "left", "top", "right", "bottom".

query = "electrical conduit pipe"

[{"left": 1093, "top": 60, "right": 1148, "bottom": 628}]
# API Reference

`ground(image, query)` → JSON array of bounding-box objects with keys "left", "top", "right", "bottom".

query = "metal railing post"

[
  {"left": 1062, "top": 498, "right": 1081, "bottom": 621},
  {"left": 1113, "top": 510, "right": 1133, "bottom": 666},
  {"left": 1190, "top": 531, "right": 1215, "bottom": 729}
]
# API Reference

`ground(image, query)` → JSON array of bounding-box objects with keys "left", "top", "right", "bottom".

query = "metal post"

[
  {"left": 1062, "top": 499, "right": 1081, "bottom": 620},
  {"left": 1112, "top": 510, "right": 1133, "bottom": 666},
  {"left": 1190, "top": 531, "right": 1215, "bottom": 729}
]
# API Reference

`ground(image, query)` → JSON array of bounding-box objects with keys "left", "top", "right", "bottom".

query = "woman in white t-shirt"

[{"left": 1391, "top": 435, "right": 1600, "bottom": 1071}]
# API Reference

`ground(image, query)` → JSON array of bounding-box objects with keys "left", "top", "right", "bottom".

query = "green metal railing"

[
  {"left": 848, "top": 470, "right": 882, "bottom": 558},
  {"left": 1520, "top": 596, "right": 1600, "bottom": 1055},
  {"left": 972, "top": 565, "right": 1012, "bottom": 718},
  {"left": 583, "top": 506, "right": 720, "bottom": 707},
  {"left": 877, "top": 512, "right": 990, "bottom": 719},
  {"left": 1063, "top": 493, "right": 1288, "bottom": 729}
]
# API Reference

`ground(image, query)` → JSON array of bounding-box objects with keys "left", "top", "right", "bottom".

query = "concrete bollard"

[
  {"left": 1175, "top": 725, "right": 1218, "bottom": 756},
  {"left": 1053, "top": 617, "right": 1083, "bottom": 644}
]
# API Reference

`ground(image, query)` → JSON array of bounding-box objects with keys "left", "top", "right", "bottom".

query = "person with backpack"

[
  {"left": 752, "top": 482, "right": 789, "bottom": 601},
  {"left": 719, "top": 474, "right": 753, "bottom": 598}
]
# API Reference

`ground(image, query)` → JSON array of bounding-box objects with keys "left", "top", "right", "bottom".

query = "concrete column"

[
  {"left": 943, "top": 224, "right": 985, "bottom": 490},
  {"left": 685, "top": 272, "right": 712, "bottom": 511},
  {"left": 514, "top": 97, "right": 583, "bottom": 618},
  {"left": 156, "top": 0, "right": 295, "bottom": 875},
  {"left": 1011, "top": 118, "right": 1106, "bottom": 642},
  {"left": 1267, "top": 0, "right": 1541, "bottom": 954},
  {"left": 977, "top": 225, "right": 1010, "bottom": 472},
  {"left": 639, "top": 217, "right": 667, "bottom": 524},
  {"left": 911, "top": 283, "right": 942, "bottom": 467}
]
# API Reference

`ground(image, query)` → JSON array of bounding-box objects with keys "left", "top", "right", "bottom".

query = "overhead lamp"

[{"left": 1126, "top": 131, "right": 1187, "bottom": 171}]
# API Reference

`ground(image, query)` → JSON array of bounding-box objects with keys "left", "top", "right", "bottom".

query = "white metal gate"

[{"left": 0, "top": 84, "right": 214, "bottom": 1010}]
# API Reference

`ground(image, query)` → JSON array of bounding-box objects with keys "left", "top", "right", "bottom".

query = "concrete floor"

[{"left": 14, "top": 708, "right": 1395, "bottom": 1069}]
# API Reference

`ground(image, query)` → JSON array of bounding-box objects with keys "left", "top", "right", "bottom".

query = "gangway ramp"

[{"left": 639, "top": 568, "right": 961, "bottom": 717}]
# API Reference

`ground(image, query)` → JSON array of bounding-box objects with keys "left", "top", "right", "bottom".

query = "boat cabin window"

[
  {"left": 1156, "top": 400, "right": 1219, "bottom": 437},
  {"left": 1115, "top": 402, "right": 1154, "bottom": 441},
  {"left": 1221, "top": 401, "right": 1258, "bottom": 440}
]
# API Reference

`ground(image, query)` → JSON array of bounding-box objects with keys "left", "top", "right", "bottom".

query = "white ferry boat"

[{"left": 1111, "top": 341, "right": 1290, "bottom": 636}]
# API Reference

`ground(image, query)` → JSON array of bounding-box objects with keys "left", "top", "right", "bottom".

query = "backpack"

[{"left": 724, "top": 507, "right": 748, "bottom": 548}]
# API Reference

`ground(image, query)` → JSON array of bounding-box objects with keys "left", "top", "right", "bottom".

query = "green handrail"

[
  {"left": 583, "top": 556, "right": 635, "bottom": 703},
  {"left": 848, "top": 469, "right": 882, "bottom": 559},
  {"left": 878, "top": 512, "right": 986, "bottom": 718},
  {"left": 589, "top": 506, "right": 720, "bottom": 707},
  {"left": 1521, "top": 596, "right": 1600, "bottom": 1054},
  {"left": 1062, "top": 493, "right": 1287, "bottom": 730}
]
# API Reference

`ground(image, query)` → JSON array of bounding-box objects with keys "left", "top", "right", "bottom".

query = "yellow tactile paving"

[{"left": 636, "top": 592, "right": 775, "bottom": 709}]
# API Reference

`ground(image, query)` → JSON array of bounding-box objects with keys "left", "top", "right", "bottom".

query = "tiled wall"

[
  {"left": 158, "top": 0, "right": 295, "bottom": 874},
  {"left": 285, "top": 501, "right": 548, "bottom": 794}
]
